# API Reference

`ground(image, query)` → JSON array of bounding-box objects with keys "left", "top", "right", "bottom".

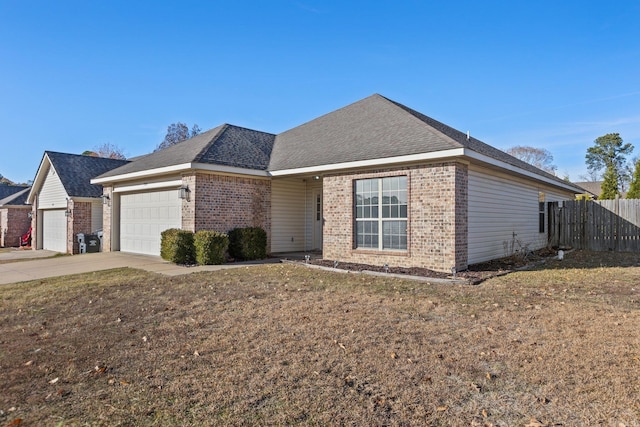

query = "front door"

[{"left": 313, "top": 190, "right": 323, "bottom": 250}]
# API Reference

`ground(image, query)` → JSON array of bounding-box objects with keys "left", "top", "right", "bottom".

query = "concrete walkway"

[{"left": 0, "top": 250, "right": 280, "bottom": 285}]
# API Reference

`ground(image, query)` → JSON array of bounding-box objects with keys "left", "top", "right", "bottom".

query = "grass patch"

[{"left": 1, "top": 251, "right": 639, "bottom": 426}]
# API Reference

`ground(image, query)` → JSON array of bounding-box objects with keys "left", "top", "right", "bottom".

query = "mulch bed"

[{"left": 309, "top": 247, "right": 559, "bottom": 283}]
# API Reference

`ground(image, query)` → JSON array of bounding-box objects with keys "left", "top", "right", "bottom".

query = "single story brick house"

[
  {"left": 27, "top": 152, "right": 129, "bottom": 253},
  {"left": 92, "top": 94, "right": 582, "bottom": 272},
  {"left": 0, "top": 184, "right": 31, "bottom": 247}
]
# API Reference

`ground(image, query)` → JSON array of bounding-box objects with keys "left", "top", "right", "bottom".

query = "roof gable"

[
  {"left": 269, "top": 94, "right": 460, "bottom": 171},
  {"left": 270, "top": 94, "right": 579, "bottom": 191},
  {"left": 29, "top": 152, "right": 129, "bottom": 201},
  {"left": 95, "top": 124, "right": 276, "bottom": 180}
]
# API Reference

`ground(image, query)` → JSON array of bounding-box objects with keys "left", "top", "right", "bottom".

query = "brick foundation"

[{"left": 322, "top": 162, "right": 468, "bottom": 273}]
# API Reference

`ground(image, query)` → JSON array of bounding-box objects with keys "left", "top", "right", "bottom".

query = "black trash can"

[{"left": 85, "top": 234, "right": 100, "bottom": 253}]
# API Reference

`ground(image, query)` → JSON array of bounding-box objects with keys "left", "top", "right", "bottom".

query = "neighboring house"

[
  {"left": 27, "top": 152, "right": 129, "bottom": 253},
  {"left": 573, "top": 181, "right": 603, "bottom": 199},
  {"left": 0, "top": 184, "right": 31, "bottom": 247},
  {"left": 92, "top": 94, "right": 583, "bottom": 272}
]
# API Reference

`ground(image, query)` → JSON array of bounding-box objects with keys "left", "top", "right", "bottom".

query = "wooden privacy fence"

[{"left": 548, "top": 199, "right": 640, "bottom": 252}]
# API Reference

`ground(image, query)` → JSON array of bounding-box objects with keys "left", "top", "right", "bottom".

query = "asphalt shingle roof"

[
  {"left": 269, "top": 94, "right": 581, "bottom": 191},
  {"left": 89, "top": 94, "right": 580, "bottom": 192},
  {"left": 96, "top": 124, "right": 276, "bottom": 179},
  {"left": 572, "top": 181, "right": 602, "bottom": 196},
  {"left": 46, "top": 152, "right": 129, "bottom": 198},
  {"left": 0, "top": 184, "right": 29, "bottom": 202}
]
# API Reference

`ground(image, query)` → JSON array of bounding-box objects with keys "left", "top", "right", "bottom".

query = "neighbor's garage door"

[
  {"left": 120, "top": 189, "right": 181, "bottom": 256},
  {"left": 42, "top": 209, "right": 67, "bottom": 252}
]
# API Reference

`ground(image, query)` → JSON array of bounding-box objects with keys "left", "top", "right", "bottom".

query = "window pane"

[
  {"left": 382, "top": 206, "right": 389, "bottom": 217},
  {"left": 356, "top": 220, "right": 378, "bottom": 249},
  {"left": 400, "top": 205, "right": 407, "bottom": 218},
  {"left": 382, "top": 220, "right": 407, "bottom": 250},
  {"left": 356, "top": 206, "right": 362, "bottom": 218},
  {"left": 372, "top": 206, "right": 379, "bottom": 218},
  {"left": 398, "top": 190, "right": 407, "bottom": 205},
  {"left": 399, "top": 175, "right": 407, "bottom": 189}
]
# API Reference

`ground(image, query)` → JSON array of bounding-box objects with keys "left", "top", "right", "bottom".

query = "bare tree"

[
  {"left": 83, "top": 143, "right": 127, "bottom": 160},
  {"left": 506, "top": 146, "right": 557, "bottom": 174},
  {"left": 154, "top": 122, "right": 201, "bottom": 152}
]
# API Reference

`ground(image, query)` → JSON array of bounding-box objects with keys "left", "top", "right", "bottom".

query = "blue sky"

[{"left": 1, "top": 0, "right": 639, "bottom": 184}]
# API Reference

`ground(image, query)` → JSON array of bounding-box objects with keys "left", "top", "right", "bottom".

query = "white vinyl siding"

[
  {"left": 120, "top": 189, "right": 181, "bottom": 256},
  {"left": 91, "top": 201, "right": 103, "bottom": 232},
  {"left": 42, "top": 209, "right": 67, "bottom": 252},
  {"left": 38, "top": 167, "right": 68, "bottom": 209},
  {"left": 271, "top": 178, "right": 306, "bottom": 253},
  {"left": 468, "top": 165, "right": 574, "bottom": 265},
  {"left": 305, "top": 180, "right": 322, "bottom": 251}
]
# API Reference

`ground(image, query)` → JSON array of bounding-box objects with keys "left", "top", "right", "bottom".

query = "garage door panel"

[
  {"left": 42, "top": 209, "right": 67, "bottom": 252},
  {"left": 120, "top": 189, "right": 181, "bottom": 256}
]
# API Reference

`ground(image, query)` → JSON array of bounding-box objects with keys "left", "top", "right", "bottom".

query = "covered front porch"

[{"left": 270, "top": 175, "right": 324, "bottom": 254}]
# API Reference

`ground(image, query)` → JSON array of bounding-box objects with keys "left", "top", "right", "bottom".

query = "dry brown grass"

[{"left": 1, "top": 251, "right": 639, "bottom": 426}]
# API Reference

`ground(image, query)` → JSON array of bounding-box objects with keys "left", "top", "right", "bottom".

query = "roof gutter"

[
  {"left": 269, "top": 148, "right": 466, "bottom": 176},
  {"left": 91, "top": 162, "right": 270, "bottom": 185},
  {"left": 270, "top": 147, "right": 581, "bottom": 193}
]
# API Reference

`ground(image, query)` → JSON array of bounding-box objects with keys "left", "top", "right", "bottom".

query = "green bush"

[
  {"left": 194, "top": 230, "right": 228, "bottom": 265},
  {"left": 228, "top": 227, "right": 267, "bottom": 260},
  {"left": 160, "top": 228, "right": 195, "bottom": 264}
]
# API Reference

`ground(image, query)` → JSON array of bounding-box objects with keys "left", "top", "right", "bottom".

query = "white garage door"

[
  {"left": 42, "top": 209, "right": 67, "bottom": 253},
  {"left": 120, "top": 189, "right": 182, "bottom": 256}
]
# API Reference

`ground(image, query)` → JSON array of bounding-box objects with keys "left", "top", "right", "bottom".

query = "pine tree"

[
  {"left": 599, "top": 166, "right": 620, "bottom": 199},
  {"left": 627, "top": 160, "right": 640, "bottom": 199}
]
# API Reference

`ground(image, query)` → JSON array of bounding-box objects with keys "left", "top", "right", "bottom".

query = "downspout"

[{"left": 304, "top": 179, "right": 308, "bottom": 251}]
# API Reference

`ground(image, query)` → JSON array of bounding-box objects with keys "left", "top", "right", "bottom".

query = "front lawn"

[{"left": 1, "top": 251, "right": 639, "bottom": 426}]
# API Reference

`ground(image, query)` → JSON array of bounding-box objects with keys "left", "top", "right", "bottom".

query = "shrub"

[
  {"left": 228, "top": 227, "right": 267, "bottom": 260},
  {"left": 194, "top": 230, "right": 228, "bottom": 265},
  {"left": 160, "top": 228, "right": 195, "bottom": 264}
]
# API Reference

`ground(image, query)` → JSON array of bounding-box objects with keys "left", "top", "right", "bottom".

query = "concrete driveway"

[{"left": 0, "top": 250, "right": 279, "bottom": 285}]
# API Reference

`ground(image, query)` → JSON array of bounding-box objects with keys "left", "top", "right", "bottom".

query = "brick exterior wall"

[
  {"left": 0, "top": 208, "right": 31, "bottom": 247},
  {"left": 183, "top": 172, "right": 272, "bottom": 250},
  {"left": 322, "top": 162, "right": 468, "bottom": 273},
  {"left": 67, "top": 200, "right": 93, "bottom": 254}
]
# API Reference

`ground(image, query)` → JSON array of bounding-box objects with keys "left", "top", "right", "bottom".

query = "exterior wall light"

[
  {"left": 65, "top": 209, "right": 72, "bottom": 217},
  {"left": 179, "top": 186, "right": 191, "bottom": 201},
  {"left": 102, "top": 194, "right": 110, "bottom": 205}
]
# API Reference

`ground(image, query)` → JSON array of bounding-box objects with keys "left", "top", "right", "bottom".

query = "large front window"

[{"left": 355, "top": 176, "right": 408, "bottom": 250}]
